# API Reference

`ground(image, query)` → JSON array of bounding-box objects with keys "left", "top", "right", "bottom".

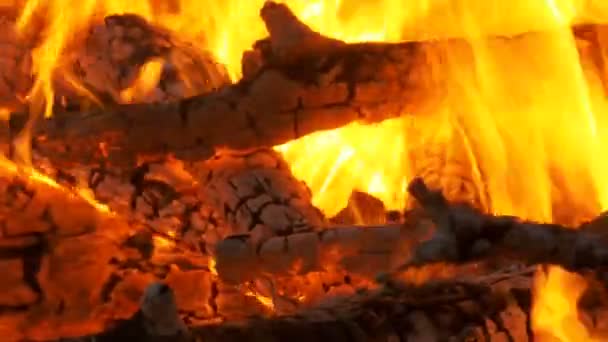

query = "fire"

[
  {"left": 12, "top": 0, "right": 608, "bottom": 340},
  {"left": 275, "top": 118, "right": 409, "bottom": 217},
  {"left": 533, "top": 266, "right": 599, "bottom": 341},
  {"left": 119, "top": 58, "right": 165, "bottom": 104},
  {"left": 0, "top": 153, "right": 110, "bottom": 213}
]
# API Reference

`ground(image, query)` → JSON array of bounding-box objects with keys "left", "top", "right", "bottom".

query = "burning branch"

[
  {"left": 398, "top": 178, "right": 608, "bottom": 274},
  {"left": 7, "top": 3, "right": 607, "bottom": 167}
]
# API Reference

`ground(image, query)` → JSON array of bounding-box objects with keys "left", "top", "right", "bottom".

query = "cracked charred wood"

[
  {"left": 213, "top": 216, "right": 430, "bottom": 285},
  {"left": 190, "top": 148, "right": 326, "bottom": 248},
  {"left": 71, "top": 267, "right": 608, "bottom": 342},
  {"left": 0, "top": 162, "right": 294, "bottom": 340},
  {"left": 34, "top": 147, "right": 326, "bottom": 257},
  {"left": 4, "top": 5, "right": 608, "bottom": 168},
  {"left": 396, "top": 177, "right": 608, "bottom": 274}
]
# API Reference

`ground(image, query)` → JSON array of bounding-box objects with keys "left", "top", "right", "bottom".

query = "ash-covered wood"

[{"left": 4, "top": 3, "right": 608, "bottom": 167}]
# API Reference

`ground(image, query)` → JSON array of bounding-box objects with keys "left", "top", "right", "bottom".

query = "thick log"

[{"left": 5, "top": 3, "right": 608, "bottom": 167}]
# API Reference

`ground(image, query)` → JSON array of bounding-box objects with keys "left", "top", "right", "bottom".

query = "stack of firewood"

[{"left": 0, "top": 2, "right": 606, "bottom": 341}]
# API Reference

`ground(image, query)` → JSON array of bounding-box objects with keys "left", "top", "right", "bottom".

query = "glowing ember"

[
  {"left": 0, "top": 108, "right": 10, "bottom": 121},
  {"left": 152, "top": 230, "right": 177, "bottom": 251},
  {"left": 244, "top": 290, "right": 275, "bottom": 311}
]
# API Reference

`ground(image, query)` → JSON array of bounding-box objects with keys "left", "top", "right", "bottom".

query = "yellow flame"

[
  {"left": 0, "top": 153, "right": 109, "bottom": 213},
  {"left": 208, "top": 258, "right": 218, "bottom": 276},
  {"left": 119, "top": 58, "right": 165, "bottom": 103},
  {"left": 533, "top": 267, "right": 599, "bottom": 341},
  {"left": 18, "top": 0, "right": 98, "bottom": 118},
  {"left": 244, "top": 290, "right": 275, "bottom": 310},
  {"left": 275, "top": 118, "right": 408, "bottom": 217},
  {"left": 152, "top": 230, "right": 177, "bottom": 251}
]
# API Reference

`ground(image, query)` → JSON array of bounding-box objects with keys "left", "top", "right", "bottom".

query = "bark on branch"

[
  {"left": 398, "top": 178, "right": 608, "bottom": 273},
  {"left": 4, "top": 3, "right": 607, "bottom": 167}
]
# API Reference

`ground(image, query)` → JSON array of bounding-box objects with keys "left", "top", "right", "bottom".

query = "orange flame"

[{"left": 244, "top": 290, "right": 275, "bottom": 310}]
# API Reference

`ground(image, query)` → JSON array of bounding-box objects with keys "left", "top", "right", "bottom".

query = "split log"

[{"left": 5, "top": 3, "right": 608, "bottom": 167}]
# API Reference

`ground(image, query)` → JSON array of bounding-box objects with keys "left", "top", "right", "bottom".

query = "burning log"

[
  {"left": 72, "top": 268, "right": 608, "bottom": 342},
  {"left": 214, "top": 176, "right": 608, "bottom": 286},
  {"left": 65, "top": 14, "right": 230, "bottom": 105},
  {"left": 214, "top": 221, "right": 422, "bottom": 285},
  {"left": 4, "top": 156, "right": 608, "bottom": 340},
  {"left": 0, "top": 164, "right": 135, "bottom": 340},
  {"left": 6, "top": 3, "right": 608, "bottom": 167},
  {"left": 398, "top": 178, "right": 608, "bottom": 274}
]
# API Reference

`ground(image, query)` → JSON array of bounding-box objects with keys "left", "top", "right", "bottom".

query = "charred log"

[
  {"left": 397, "top": 178, "right": 608, "bottom": 274},
  {"left": 34, "top": 147, "right": 326, "bottom": 255},
  {"left": 5, "top": 3, "right": 608, "bottom": 167}
]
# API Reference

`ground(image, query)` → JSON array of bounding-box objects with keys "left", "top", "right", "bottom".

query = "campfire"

[{"left": 1, "top": 0, "right": 608, "bottom": 341}]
